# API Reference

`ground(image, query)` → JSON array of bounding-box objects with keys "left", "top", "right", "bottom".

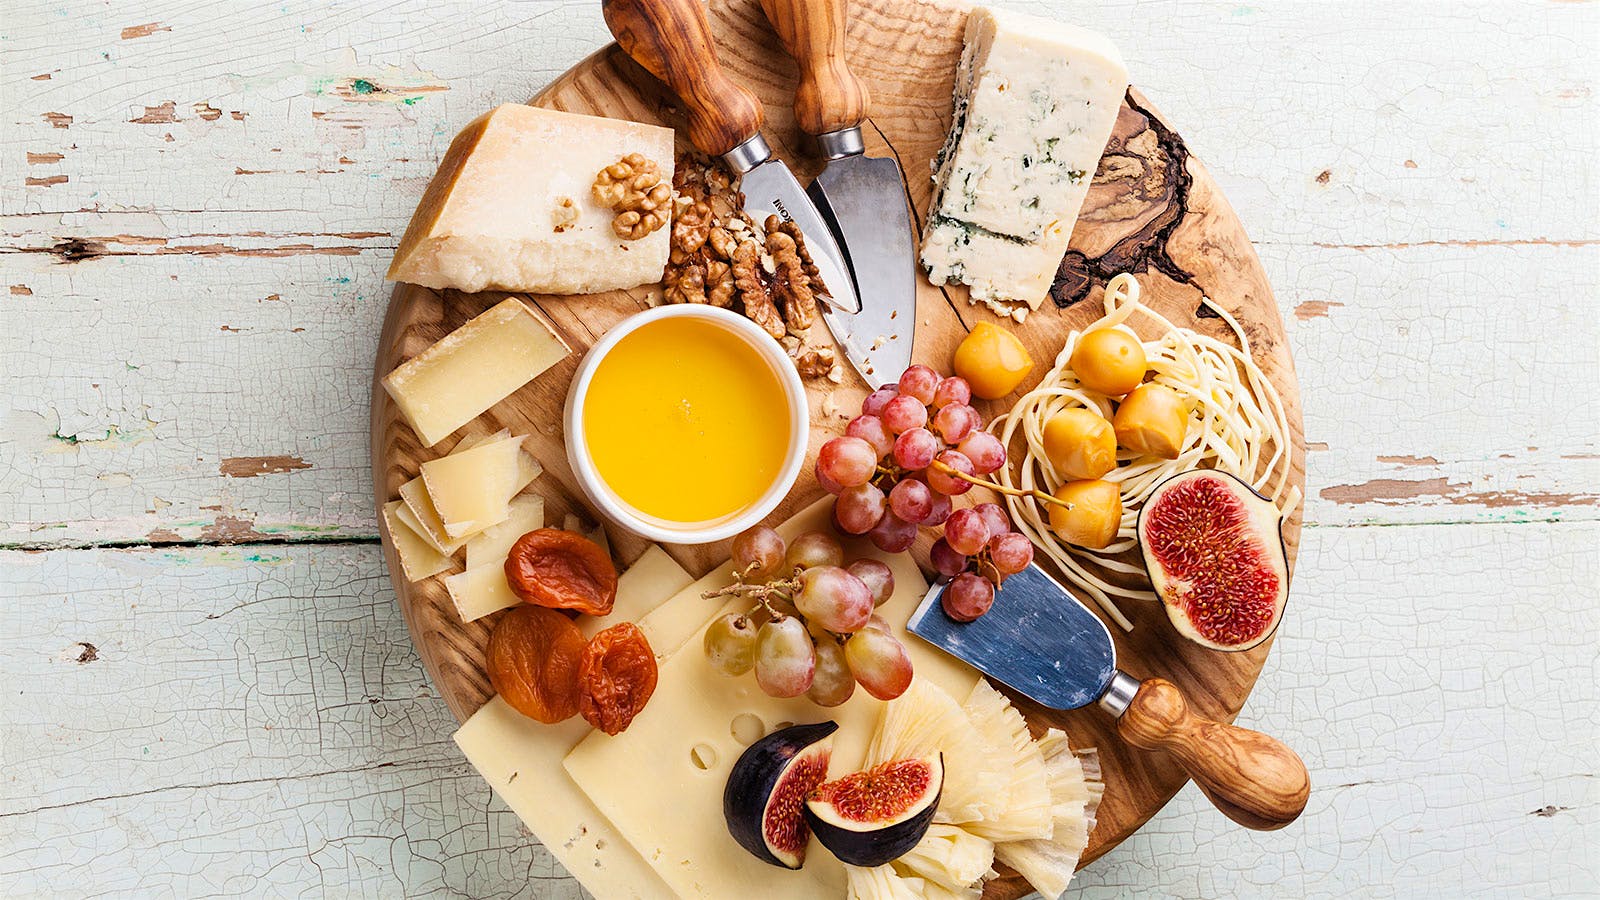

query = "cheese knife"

[
  {"left": 600, "top": 0, "right": 861, "bottom": 326},
  {"left": 756, "top": 0, "right": 917, "bottom": 385},
  {"left": 908, "top": 562, "right": 1311, "bottom": 830}
]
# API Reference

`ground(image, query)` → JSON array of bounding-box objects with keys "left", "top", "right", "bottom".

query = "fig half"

[
  {"left": 804, "top": 754, "right": 943, "bottom": 867},
  {"left": 723, "top": 721, "right": 837, "bottom": 869},
  {"left": 1137, "top": 469, "right": 1290, "bottom": 652}
]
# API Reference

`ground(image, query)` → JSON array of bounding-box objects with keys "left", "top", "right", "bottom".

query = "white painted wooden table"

[{"left": 3, "top": 1, "right": 1596, "bottom": 896}]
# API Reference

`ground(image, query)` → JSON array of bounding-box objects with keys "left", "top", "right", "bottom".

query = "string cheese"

[{"left": 991, "top": 273, "right": 1300, "bottom": 629}]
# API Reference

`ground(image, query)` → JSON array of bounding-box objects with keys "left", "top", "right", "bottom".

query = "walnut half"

[{"left": 592, "top": 153, "right": 671, "bottom": 240}]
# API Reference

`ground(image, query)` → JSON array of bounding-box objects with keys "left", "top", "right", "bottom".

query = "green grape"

[
  {"left": 806, "top": 638, "right": 856, "bottom": 707},
  {"left": 703, "top": 613, "right": 758, "bottom": 676}
]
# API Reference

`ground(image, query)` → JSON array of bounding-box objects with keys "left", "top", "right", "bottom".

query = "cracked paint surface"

[{"left": 1, "top": 0, "right": 1597, "bottom": 896}]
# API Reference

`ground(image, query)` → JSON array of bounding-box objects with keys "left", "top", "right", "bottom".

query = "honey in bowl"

[{"left": 582, "top": 315, "right": 791, "bottom": 525}]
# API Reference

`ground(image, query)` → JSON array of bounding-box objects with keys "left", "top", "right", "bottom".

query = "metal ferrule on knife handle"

[
  {"left": 814, "top": 126, "right": 866, "bottom": 161},
  {"left": 719, "top": 134, "right": 773, "bottom": 176},
  {"left": 600, "top": 0, "right": 764, "bottom": 158}
]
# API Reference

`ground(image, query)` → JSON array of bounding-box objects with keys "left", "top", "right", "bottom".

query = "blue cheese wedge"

[{"left": 922, "top": 8, "right": 1129, "bottom": 320}]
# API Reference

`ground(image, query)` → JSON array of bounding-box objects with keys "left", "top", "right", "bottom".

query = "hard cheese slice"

[
  {"left": 562, "top": 500, "right": 982, "bottom": 899},
  {"left": 383, "top": 298, "right": 570, "bottom": 447},
  {"left": 464, "top": 494, "right": 547, "bottom": 570},
  {"left": 922, "top": 7, "right": 1128, "bottom": 315},
  {"left": 420, "top": 437, "right": 524, "bottom": 538},
  {"left": 444, "top": 494, "right": 547, "bottom": 623},
  {"left": 380, "top": 500, "right": 455, "bottom": 582},
  {"left": 387, "top": 104, "right": 674, "bottom": 295},
  {"left": 443, "top": 566, "right": 520, "bottom": 624},
  {"left": 400, "top": 440, "right": 541, "bottom": 555},
  {"left": 397, "top": 430, "right": 503, "bottom": 554},
  {"left": 451, "top": 546, "right": 694, "bottom": 900}
]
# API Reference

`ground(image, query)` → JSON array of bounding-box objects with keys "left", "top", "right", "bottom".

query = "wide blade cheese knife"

[
  {"left": 757, "top": 0, "right": 917, "bottom": 385},
  {"left": 909, "top": 562, "right": 1311, "bottom": 831},
  {"left": 601, "top": 0, "right": 861, "bottom": 326}
]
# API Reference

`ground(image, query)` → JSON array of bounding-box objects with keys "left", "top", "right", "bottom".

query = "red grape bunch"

[
  {"left": 815, "top": 366, "right": 1036, "bottom": 622},
  {"left": 702, "top": 526, "right": 913, "bottom": 706}
]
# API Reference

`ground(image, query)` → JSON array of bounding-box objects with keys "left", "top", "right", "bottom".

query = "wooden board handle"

[
  {"left": 601, "top": 0, "right": 764, "bottom": 156},
  {"left": 757, "top": 0, "right": 868, "bottom": 135},
  {"left": 1117, "top": 678, "right": 1310, "bottom": 830}
]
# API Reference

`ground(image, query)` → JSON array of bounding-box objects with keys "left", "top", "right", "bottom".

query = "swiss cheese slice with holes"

[
  {"left": 387, "top": 104, "right": 674, "bottom": 295},
  {"left": 451, "top": 545, "right": 693, "bottom": 900},
  {"left": 562, "top": 499, "right": 982, "bottom": 899}
]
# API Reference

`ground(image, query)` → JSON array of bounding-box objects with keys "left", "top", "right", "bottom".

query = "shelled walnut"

[
  {"left": 763, "top": 215, "right": 818, "bottom": 332},
  {"left": 670, "top": 198, "right": 712, "bottom": 264},
  {"left": 662, "top": 152, "right": 842, "bottom": 380},
  {"left": 592, "top": 153, "right": 671, "bottom": 240}
]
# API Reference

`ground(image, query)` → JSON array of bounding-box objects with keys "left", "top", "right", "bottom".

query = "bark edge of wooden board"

[{"left": 369, "top": 0, "right": 1306, "bottom": 894}]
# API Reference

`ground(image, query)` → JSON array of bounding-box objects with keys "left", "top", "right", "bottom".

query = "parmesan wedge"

[{"left": 387, "top": 104, "right": 674, "bottom": 295}]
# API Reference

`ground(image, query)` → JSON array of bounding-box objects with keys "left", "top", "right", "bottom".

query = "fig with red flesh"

[
  {"left": 1137, "top": 469, "right": 1290, "bottom": 652},
  {"left": 723, "top": 721, "right": 837, "bottom": 869},
  {"left": 803, "top": 754, "right": 943, "bottom": 867}
]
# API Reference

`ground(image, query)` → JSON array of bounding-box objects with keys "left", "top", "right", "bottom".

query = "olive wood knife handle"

[
  {"left": 601, "top": 0, "right": 764, "bottom": 156},
  {"left": 757, "top": 0, "right": 869, "bottom": 136},
  {"left": 1117, "top": 677, "right": 1310, "bottom": 830}
]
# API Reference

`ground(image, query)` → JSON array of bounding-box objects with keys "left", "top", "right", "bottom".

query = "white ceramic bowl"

[{"left": 564, "top": 304, "right": 808, "bottom": 545}]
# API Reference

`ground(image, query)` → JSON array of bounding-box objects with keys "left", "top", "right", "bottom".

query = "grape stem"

[
  {"left": 927, "top": 460, "right": 1073, "bottom": 510},
  {"left": 702, "top": 577, "right": 800, "bottom": 606}
]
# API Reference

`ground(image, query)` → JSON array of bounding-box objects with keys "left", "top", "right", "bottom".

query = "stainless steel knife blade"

[
  {"left": 907, "top": 562, "right": 1119, "bottom": 711},
  {"left": 739, "top": 158, "right": 862, "bottom": 321},
  {"left": 752, "top": 0, "right": 919, "bottom": 387},
  {"left": 808, "top": 152, "right": 917, "bottom": 386}
]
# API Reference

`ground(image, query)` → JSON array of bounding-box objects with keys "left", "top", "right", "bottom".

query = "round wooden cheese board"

[{"left": 370, "top": 0, "right": 1305, "bottom": 894}]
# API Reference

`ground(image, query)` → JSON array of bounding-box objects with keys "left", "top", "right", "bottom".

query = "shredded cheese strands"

[
  {"left": 895, "top": 824, "right": 996, "bottom": 892},
  {"left": 958, "top": 680, "right": 1052, "bottom": 841},
  {"left": 990, "top": 273, "right": 1301, "bottom": 630},
  {"left": 991, "top": 732, "right": 1104, "bottom": 900},
  {"left": 845, "top": 864, "right": 981, "bottom": 900}
]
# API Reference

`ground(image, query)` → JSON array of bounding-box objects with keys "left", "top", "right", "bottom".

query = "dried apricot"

[
  {"left": 487, "top": 605, "right": 585, "bottom": 723},
  {"left": 579, "top": 623, "right": 658, "bottom": 735},
  {"left": 505, "top": 528, "right": 618, "bottom": 615}
]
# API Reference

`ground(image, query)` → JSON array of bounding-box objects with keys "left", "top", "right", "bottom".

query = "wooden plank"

[
  {"left": 2, "top": 522, "right": 1593, "bottom": 896},
  {"left": 1274, "top": 242, "right": 1600, "bottom": 527},
  {"left": 0, "top": 1, "right": 612, "bottom": 231},
  {"left": 4, "top": 242, "right": 1594, "bottom": 546},
  {"left": 0, "top": 544, "right": 456, "bottom": 815},
  {"left": 0, "top": 247, "right": 388, "bottom": 546},
  {"left": 4, "top": 1, "right": 1594, "bottom": 248},
  {"left": 4, "top": 1, "right": 1596, "bottom": 546}
]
